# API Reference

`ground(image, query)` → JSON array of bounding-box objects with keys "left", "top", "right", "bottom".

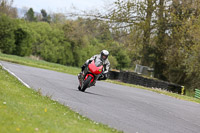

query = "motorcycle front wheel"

[{"left": 80, "top": 76, "right": 93, "bottom": 92}]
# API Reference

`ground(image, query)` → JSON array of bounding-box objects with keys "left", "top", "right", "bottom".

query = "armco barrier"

[
  {"left": 108, "top": 71, "right": 182, "bottom": 94},
  {"left": 195, "top": 89, "right": 200, "bottom": 99}
]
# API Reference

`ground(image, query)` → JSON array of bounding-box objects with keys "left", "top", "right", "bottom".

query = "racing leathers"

[{"left": 81, "top": 54, "right": 110, "bottom": 80}]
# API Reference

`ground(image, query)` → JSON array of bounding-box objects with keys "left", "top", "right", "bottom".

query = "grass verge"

[
  {"left": 0, "top": 67, "right": 122, "bottom": 133},
  {"left": 0, "top": 53, "right": 80, "bottom": 75},
  {"left": 0, "top": 53, "right": 200, "bottom": 104},
  {"left": 106, "top": 80, "right": 200, "bottom": 104}
]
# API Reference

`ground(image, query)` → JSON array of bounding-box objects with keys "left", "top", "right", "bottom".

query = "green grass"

[
  {"left": 0, "top": 52, "right": 200, "bottom": 104},
  {"left": 0, "top": 53, "right": 80, "bottom": 75},
  {"left": 0, "top": 67, "right": 122, "bottom": 133}
]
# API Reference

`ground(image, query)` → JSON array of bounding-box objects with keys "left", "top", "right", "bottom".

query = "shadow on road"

[
  {"left": 84, "top": 91, "right": 106, "bottom": 97},
  {"left": 74, "top": 89, "right": 106, "bottom": 97}
]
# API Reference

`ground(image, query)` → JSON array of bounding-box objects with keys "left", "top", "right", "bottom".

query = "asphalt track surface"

[{"left": 1, "top": 61, "right": 200, "bottom": 133}]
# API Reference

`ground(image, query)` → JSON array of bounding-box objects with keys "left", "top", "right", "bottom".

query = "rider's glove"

[
  {"left": 103, "top": 71, "right": 108, "bottom": 74},
  {"left": 86, "top": 60, "right": 92, "bottom": 66}
]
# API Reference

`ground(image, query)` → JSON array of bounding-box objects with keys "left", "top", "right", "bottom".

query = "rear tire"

[{"left": 81, "top": 76, "right": 92, "bottom": 92}]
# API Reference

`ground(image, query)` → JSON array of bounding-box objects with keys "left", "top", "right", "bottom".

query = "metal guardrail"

[{"left": 195, "top": 89, "right": 200, "bottom": 99}]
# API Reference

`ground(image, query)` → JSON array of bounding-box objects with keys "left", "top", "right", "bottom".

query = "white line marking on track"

[{"left": 0, "top": 62, "right": 31, "bottom": 88}]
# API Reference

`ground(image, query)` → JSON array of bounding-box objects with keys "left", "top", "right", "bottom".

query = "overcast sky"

[{"left": 13, "top": 0, "right": 115, "bottom": 13}]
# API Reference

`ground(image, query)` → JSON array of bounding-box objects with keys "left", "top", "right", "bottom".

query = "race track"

[{"left": 1, "top": 61, "right": 200, "bottom": 133}]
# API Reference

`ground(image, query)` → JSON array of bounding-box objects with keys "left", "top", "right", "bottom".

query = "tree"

[
  {"left": 115, "top": 49, "right": 131, "bottom": 69},
  {"left": 51, "top": 13, "right": 66, "bottom": 23},
  {"left": 79, "top": 0, "right": 158, "bottom": 65},
  {"left": 141, "top": 0, "right": 157, "bottom": 66},
  {"left": 25, "top": 8, "right": 36, "bottom": 21},
  {"left": 0, "top": 0, "right": 17, "bottom": 18},
  {"left": 0, "top": 14, "right": 16, "bottom": 53},
  {"left": 28, "top": 22, "right": 74, "bottom": 65},
  {"left": 153, "top": 0, "right": 169, "bottom": 80},
  {"left": 108, "top": 55, "right": 118, "bottom": 69},
  {"left": 41, "top": 9, "right": 51, "bottom": 23},
  {"left": 41, "top": 9, "right": 47, "bottom": 19},
  {"left": 13, "top": 20, "right": 33, "bottom": 56},
  {"left": 161, "top": 0, "right": 200, "bottom": 91}
]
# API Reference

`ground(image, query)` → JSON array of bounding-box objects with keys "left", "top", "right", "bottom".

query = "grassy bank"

[
  {"left": 0, "top": 53, "right": 80, "bottom": 75},
  {"left": 0, "top": 53, "right": 200, "bottom": 104},
  {"left": 107, "top": 80, "right": 200, "bottom": 104},
  {"left": 0, "top": 67, "right": 122, "bottom": 133}
]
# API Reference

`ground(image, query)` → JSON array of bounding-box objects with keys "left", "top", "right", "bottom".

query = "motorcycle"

[{"left": 78, "top": 59, "right": 103, "bottom": 92}]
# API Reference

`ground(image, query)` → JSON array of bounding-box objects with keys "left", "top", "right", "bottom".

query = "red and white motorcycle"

[{"left": 78, "top": 59, "right": 103, "bottom": 92}]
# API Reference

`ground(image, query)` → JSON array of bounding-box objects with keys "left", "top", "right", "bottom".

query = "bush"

[
  {"left": 109, "top": 55, "right": 118, "bottom": 69},
  {"left": 13, "top": 20, "right": 33, "bottom": 56},
  {"left": 0, "top": 14, "right": 16, "bottom": 54}
]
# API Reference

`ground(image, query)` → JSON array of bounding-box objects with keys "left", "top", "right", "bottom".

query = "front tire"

[
  {"left": 78, "top": 85, "right": 81, "bottom": 91},
  {"left": 81, "top": 76, "right": 92, "bottom": 92}
]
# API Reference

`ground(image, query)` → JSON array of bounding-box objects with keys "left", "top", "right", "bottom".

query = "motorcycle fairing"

[{"left": 88, "top": 60, "right": 103, "bottom": 75}]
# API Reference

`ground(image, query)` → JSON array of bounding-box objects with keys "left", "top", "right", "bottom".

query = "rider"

[{"left": 80, "top": 50, "right": 110, "bottom": 80}]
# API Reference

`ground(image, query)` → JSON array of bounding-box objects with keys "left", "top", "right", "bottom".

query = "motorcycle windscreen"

[{"left": 88, "top": 60, "right": 103, "bottom": 75}]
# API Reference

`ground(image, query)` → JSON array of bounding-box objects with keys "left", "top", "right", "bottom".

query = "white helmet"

[{"left": 100, "top": 50, "right": 109, "bottom": 60}]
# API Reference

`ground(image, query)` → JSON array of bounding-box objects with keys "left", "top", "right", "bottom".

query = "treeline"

[
  {"left": 1, "top": 0, "right": 200, "bottom": 93},
  {"left": 0, "top": 0, "right": 131, "bottom": 69},
  {"left": 90, "top": 0, "right": 200, "bottom": 93}
]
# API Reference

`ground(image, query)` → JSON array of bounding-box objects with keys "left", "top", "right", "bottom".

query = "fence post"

[{"left": 181, "top": 86, "right": 185, "bottom": 95}]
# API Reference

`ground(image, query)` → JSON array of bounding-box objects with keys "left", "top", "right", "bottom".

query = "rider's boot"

[{"left": 78, "top": 73, "right": 81, "bottom": 79}]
